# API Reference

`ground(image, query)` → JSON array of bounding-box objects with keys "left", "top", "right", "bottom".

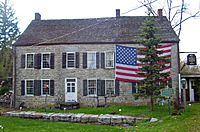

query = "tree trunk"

[{"left": 150, "top": 95, "right": 154, "bottom": 111}]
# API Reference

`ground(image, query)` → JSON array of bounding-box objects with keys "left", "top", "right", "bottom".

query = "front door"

[{"left": 65, "top": 78, "right": 77, "bottom": 102}]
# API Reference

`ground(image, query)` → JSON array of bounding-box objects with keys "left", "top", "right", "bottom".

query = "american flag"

[{"left": 115, "top": 44, "right": 172, "bottom": 83}]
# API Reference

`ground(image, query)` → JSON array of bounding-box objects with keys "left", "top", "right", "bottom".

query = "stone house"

[{"left": 13, "top": 10, "right": 179, "bottom": 108}]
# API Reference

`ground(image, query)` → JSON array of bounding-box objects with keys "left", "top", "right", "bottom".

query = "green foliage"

[
  {"left": 0, "top": 0, "right": 20, "bottom": 79},
  {"left": 137, "top": 17, "right": 170, "bottom": 111},
  {"left": 0, "top": 85, "right": 9, "bottom": 95},
  {"left": 0, "top": 47, "right": 13, "bottom": 79},
  {"left": 0, "top": 0, "right": 20, "bottom": 48}
]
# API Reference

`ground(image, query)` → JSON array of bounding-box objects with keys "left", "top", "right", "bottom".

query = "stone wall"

[
  {"left": 3, "top": 111, "right": 148, "bottom": 125},
  {"left": 14, "top": 43, "right": 179, "bottom": 108}
]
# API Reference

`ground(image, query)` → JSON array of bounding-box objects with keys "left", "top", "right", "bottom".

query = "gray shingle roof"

[{"left": 14, "top": 16, "right": 179, "bottom": 46}]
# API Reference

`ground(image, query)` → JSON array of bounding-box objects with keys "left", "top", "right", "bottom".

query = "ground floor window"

[
  {"left": 87, "top": 79, "right": 97, "bottom": 95},
  {"left": 105, "top": 79, "right": 115, "bottom": 96},
  {"left": 26, "top": 80, "right": 34, "bottom": 95},
  {"left": 41, "top": 80, "right": 50, "bottom": 95}
]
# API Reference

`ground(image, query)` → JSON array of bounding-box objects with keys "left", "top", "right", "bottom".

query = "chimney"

[
  {"left": 35, "top": 13, "right": 41, "bottom": 20},
  {"left": 116, "top": 9, "right": 120, "bottom": 17},
  {"left": 157, "top": 9, "right": 163, "bottom": 17}
]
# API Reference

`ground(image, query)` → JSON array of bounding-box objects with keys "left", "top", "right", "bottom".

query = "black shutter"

[
  {"left": 34, "top": 54, "right": 41, "bottom": 69},
  {"left": 62, "top": 52, "right": 66, "bottom": 68},
  {"left": 21, "top": 80, "right": 25, "bottom": 96},
  {"left": 50, "top": 80, "right": 54, "bottom": 96},
  {"left": 50, "top": 53, "right": 54, "bottom": 69},
  {"left": 101, "top": 53, "right": 105, "bottom": 68},
  {"left": 83, "top": 80, "right": 87, "bottom": 96},
  {"left": 76, "top": 52, "right": 79, "bottom": 68},
  {"left": 34, "top": 80, "right": 41, "bottom": 96},
  {"left": 96, "top": 52, "right": 100, "bottom": 69},
  {"left": 21, "top": 54, "right": 25, "bottom": 68},
  {"left": 115, "top": 80, "right": 120, "bottom": 96},
  {"left": 83, "top": 52, "right": 87, "bottom": 69},
  {"left": 97, "top": 80, "right": 105, "bottom": 96},
  {"left": 113, "top": 52, "right": 115, "bottom": 68},
  {"left": 132, "top": 83, "right": 136, "bottom": 94}
]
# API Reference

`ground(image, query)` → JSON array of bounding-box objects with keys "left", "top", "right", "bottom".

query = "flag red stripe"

[
  {"left": 116, "top": 77, "right": 140, "bottom": 83},
  {"left": 116, "top": 71, "right": 144, "bottom": 77},
  {"left": 116, "top": 66, "right": 141, "bottom": 72},
  {"left": 158, "top": 44, "right": 173, "bottom": 48}
]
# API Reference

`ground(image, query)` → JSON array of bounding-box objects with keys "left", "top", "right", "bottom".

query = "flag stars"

[{"left": 116, "top": 45, "right": 137, "bottom": 65}]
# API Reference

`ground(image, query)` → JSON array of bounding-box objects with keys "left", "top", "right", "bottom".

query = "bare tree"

[{"left": 136, "top": 0, "right": 200, "bottom": 37}]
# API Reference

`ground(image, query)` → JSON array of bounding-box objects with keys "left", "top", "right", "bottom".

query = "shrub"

[{"left": 0, "top": 86, "right": 9, "bottom": 95}]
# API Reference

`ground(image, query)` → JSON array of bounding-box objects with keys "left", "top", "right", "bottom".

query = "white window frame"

[
  {"left": 105, "top": 51, "right": 114, "bottom": 68},
  {"left": 41, "top": 79, "right": 50, "bottom": 96},
  {"left": 41, "top": 53, "right": 51, "bottom": 69},
  {"left": 66, "top": 52, "right": 75, "bottom": 69},
  {"left": 105, "top": 79, "right": 115, "bottom": 96},
  {"left": 87, "top": 52, "right": 96, "bottom": 69},
  {"left": 25, "top": 79, "right": 34, "bottom": 96},
  {"left": 87, "top": 79, "right": 97, "bottom": 96},
  {"left": 25, "top": 53, "right": 35, "bottom": 69}
]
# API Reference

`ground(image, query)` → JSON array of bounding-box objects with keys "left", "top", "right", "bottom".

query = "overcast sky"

[{"left": 3, "top": 0, "right": 200, "bottom": 63}]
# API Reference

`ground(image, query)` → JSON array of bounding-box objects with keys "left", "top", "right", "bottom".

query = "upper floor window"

[
  {"left": 42, "top": 53, "right": 50, "bottom": 69},
  {"left": 105, "top": 52, "right": 114, "bottom": 68},
  {"left": 87, "top": 52, "right": 96, "bottom": 69},
  {"left": 67, "top": 52, "right": 75, "bottom": 68},
  {"left": 26, "top": 54, "right": 34, "bottom": 68}
]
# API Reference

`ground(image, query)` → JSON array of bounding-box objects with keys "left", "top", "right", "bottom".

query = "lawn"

[{"left": 0, "top": 103, "right": 200, "bottom": 132}]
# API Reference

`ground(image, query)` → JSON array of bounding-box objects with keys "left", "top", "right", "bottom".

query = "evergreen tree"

[
  {"left": 0, "top": 0, "right": 20, "bottom": 79},
  {"left": 137, "top": 17, "right": 170, "bottom": 111},
  {"left": 0, "top": 0, "right": 20, "bottom": 48}
]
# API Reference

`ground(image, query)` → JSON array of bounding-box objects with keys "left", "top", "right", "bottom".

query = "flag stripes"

[{"left": 115, "top": 44, "right": 172, "bottom": 83}]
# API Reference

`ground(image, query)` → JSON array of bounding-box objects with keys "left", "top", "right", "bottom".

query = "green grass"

[
  {"left": 31, "top": 104, "right": 172, "bottom": 118},
  {"left": 0, "top": 116, "right": 128, "bottom": 132},
  {"left": 0, "top": 103, "right": 200, "bottom": 132}
]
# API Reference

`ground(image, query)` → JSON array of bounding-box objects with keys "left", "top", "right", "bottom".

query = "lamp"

[{"left": 181, "top": 78, "right": 186, "bottom": 89}]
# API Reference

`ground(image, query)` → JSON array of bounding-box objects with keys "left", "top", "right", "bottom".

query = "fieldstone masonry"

[
  {"left": 3, "top": 111, "right": 148, "bottom": 125},
  {"left": 15, "top": 43, "right": 179, "bottom": 108}
]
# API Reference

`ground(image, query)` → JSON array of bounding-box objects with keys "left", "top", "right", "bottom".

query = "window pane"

[
  {"left": 67, "top": 53, "right": 75, "bottom": 68},
  {"left": 26, "top": 80, "right": 34, "bottom": 95},
  {"left": 27, "top": 54, "right": 34, "bottom": 68},
  {"left": 42, "top": 80, "right": 50, "bottom": 95},
  {"left": 42, "top": 54, "right": 50, "bottom": 68},
  {"left": 88, "top": 80, "right": 97, "bottom": 95},
  {"left": 106, "top": 80, "right": 115, "bottom": 96},
  {"left": 106, "top": 52, "right": 114, "bottom": 68},
  {"left": 68, "top": 61, "right": 75, "bottom": 67},
  {"left": 68, "top": 53, "right": 75, "bottom": 60},
  {"left": 87, "top": 53, "right": 96, "bottom": 69}
]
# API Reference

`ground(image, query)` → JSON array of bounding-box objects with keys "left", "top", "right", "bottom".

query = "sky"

[{"left": 3, "top": 0, "right": 200, "bottom": 63}]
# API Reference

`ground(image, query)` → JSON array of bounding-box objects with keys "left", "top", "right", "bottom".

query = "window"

[
  {"left": 105, "top": 52, "right": 114, "bottom": 68},
  {"left": 25, "top": 80, "right": 34, "bottom": 95},
  {"left": 42, "top": 53, "right": 50, "bottom": 68},
  {"left": 105, "top": 80, "right": 115, "bottom": 96},
  {"left": 41, "top": 80, "right": 50, "bottom": 95},
  {"left": 26, "top": 54, "right": 34, "bottom": 68},
  {"left": 67, "top": 52, "right": 75, "bottom": 68},
  {"left": 88, "top": 79, "right": 97, "bottom": 95},
  {"left": 87, "top": 52, "right": 96, "bottom": 69}
]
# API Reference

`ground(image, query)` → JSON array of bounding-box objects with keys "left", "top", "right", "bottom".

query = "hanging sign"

[{"left": 187, "top": 54, "right": 197, "bottom": 65}]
